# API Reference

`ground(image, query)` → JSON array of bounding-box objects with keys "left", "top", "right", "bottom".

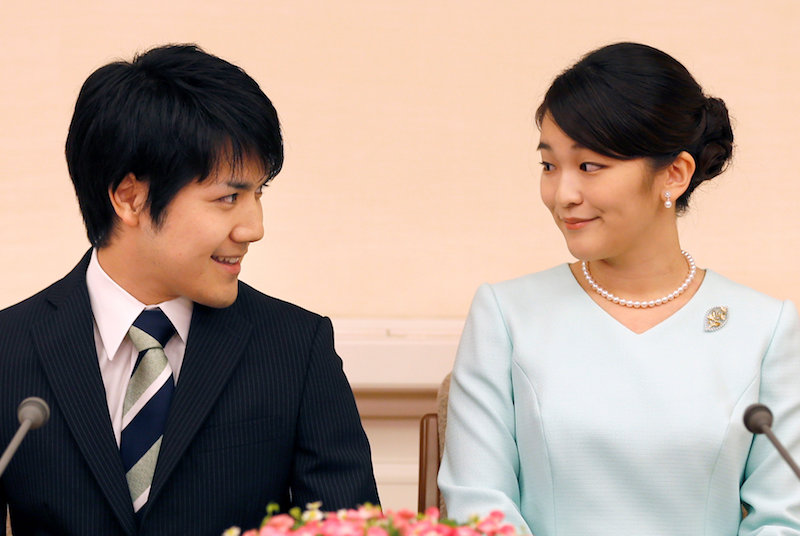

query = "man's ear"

[
  {"left": 662, "top": 151, "right": 696, "bottom": 198},
  {"left": 109, "top": 173, "right": 148, "bottom": 227}
]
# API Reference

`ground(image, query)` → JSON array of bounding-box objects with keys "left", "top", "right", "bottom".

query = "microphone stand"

[
  {"left": 743, "top": 403, "right": 800, "bottom": 481},
  {"left": 0, "top": 397, "right": 50, "bottom": 478}
]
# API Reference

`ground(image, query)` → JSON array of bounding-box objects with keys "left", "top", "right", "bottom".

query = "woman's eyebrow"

[{"left": 536, "top": 141, "right": 586, "bottom": 151}]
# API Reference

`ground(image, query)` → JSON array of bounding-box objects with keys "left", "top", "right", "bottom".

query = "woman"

[{"left": 438, "top": 42, "right": 800, "bottom": 535}]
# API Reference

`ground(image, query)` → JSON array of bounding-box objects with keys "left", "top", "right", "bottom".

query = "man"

[{"left": 0, "top": 44, "right": 378, "bottom": 535}]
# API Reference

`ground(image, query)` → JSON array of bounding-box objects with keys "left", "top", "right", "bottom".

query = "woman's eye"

[
  {"left": 540, "top": 161, "right": 554, "bottom": 172},
  {"left": 580, "top": 162, "right": 603, "bottom": 172}
]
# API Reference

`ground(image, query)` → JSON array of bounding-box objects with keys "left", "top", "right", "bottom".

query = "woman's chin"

[{"left": 563, "top": 243, "right": 595, "bottom": 263}]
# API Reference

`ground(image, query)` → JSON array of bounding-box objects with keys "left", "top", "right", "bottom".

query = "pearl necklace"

[{"left": 581, "top": 250, "right": 696, "bottom": 308}]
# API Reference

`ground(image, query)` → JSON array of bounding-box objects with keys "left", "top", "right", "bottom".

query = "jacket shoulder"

[
  {"left": 234, "top": 281, "right": 326, "bottom": 329},
  {"left": 0, "top": 281, "right": 61, "bottom": 327},
  {"left": 0, "top": 252, "right": 90, "bottom": 327}
]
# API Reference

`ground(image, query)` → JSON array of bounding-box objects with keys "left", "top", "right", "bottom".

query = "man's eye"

[
  {"left": 220, "top": 193, "right": 238, "bottom": 203},
  {"left": 540, "top": 161, "right": 554, "bottom": 172},
  {"left": 580, "top": 162, "right": 603, "bottom": 172}
]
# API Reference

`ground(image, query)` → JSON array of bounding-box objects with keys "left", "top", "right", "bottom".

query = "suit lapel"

[
  {"left": 146, "top": 300, "right": 252, "bottom": 511},
  {"left": 31, "top": 253, "right": 137, "bottom": 536}
]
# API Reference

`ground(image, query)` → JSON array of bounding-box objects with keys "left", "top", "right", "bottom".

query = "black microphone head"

[
  {"left": 17, "top": 397, "right": 50, "bottom": 430},
  {"left": 744, "top": 403, "right": 773, "bottom": 434}
]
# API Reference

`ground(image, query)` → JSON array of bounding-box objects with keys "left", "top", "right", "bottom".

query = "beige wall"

[{"left": 1, "top": 1, "right": 799, "bottom": 316}]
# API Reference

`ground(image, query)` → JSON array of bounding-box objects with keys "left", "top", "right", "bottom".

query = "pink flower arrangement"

[{"left": 223, "top": 503, "right": 521, "bottom": 536}]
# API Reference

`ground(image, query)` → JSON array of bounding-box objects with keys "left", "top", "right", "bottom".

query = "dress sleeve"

[
  {"left": 740, "top": 300, "right": 800, "bottom": 535},
  {"left": 438, "top": 284, "right": 531, "bottom": 534}
]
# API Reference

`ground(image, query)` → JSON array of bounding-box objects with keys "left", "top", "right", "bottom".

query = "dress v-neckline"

[{"left": 564, "top": 263, "right": 711, "bottom": 336}]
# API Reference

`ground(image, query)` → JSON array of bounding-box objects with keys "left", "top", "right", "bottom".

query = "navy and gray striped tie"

[{"left": 120, "top": 308, "right": 175, "bottom": 512}]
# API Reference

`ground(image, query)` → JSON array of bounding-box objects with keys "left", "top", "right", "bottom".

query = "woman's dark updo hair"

[{"left": 535, "top": 42, "right": 734, "bottom": 212}]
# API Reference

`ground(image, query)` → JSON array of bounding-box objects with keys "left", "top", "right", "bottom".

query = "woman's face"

[{"left": 538, "top": 115, "right": 666, "bottom": 263}]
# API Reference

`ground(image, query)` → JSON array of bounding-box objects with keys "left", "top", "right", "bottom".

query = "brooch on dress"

[{"left": 704, "top": 306, "right": 728, "bottom": 332}]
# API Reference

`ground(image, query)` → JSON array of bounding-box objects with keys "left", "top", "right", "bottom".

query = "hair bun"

[{"left": 691, "top": 97, "right": 734, "bottom": 184}]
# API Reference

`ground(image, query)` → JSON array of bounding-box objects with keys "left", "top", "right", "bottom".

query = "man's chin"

[{"left": 195, "top": 287, "right": 239, "bottom": 308}]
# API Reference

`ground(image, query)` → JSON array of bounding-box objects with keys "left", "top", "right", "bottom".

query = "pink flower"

[
  {"left": 335, "top": 504, "right": 383, "bottom": 523},
  {"left": 430, "top": 524, "right": 454, "bottom": 536},
  {"left": 492, "top": 525, "right": 517, "bottom": 536},
  {"left": 424, "top": 507, "right": 440, "bottom": 522},
  {"left": 264, "top": 514, "right": 295, "bottom": 532},
  {"left": 366, "top": 526, "right": 389, "bottom": 536},
  {"left": 407, "top": 518, "right": 454, "bottom": 536},
  {"left": 338, "top": 509, "right": 367, "bottom": 523},
  {"left": 226, "top": 503, "right": 523, "bottom": 536},
  {"left": 453, "top": 527, "right": 481, "bottom": 536},
  {"left": 388, "top": 509, "right": 417, "bottom": 533},
  {"left": 475, "top": 511, "right": 512, "bottom": 536},
  {"left": 393, "top": 509, "right": 417, "bottom": 520},
  {"left": 319, "top": 517, "right": 365, "bottom": 536},
  {"left": 293, "top": 523, "right": 322, "bottom": 536},
  {"left": 358, "top": 504, "right": 384, "bottom": 520},
  {"left": 259, "top": 527, "right": 289, "bottom": 536}
]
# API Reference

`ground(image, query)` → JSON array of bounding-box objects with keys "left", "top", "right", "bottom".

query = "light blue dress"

[{"left": 438, "top": 265, "right": 800, "bottom": 535}]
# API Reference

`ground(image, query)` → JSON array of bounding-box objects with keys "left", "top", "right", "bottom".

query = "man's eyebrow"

[{"left": 225, "top": 179, "right": 262, "bottom": 190}]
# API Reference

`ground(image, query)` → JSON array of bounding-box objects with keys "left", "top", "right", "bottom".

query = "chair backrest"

[
  {"left": 417, "top": 413, "right": 440, "bottom": 512},
  {"left": 417, "top": 373, "right": 451, "bottom": 514}
]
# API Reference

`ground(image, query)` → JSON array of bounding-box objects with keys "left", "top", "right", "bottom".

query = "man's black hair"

[{"left": 65, "top": 43, "right": 283, "bottom": 247}]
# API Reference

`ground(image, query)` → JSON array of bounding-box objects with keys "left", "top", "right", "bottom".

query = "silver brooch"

[{"left": 704, "top": 306, "right": 728, "bottom": 332}]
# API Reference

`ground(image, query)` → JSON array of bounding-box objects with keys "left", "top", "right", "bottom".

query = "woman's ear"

[
  {"left": 109, "top": 173, "right": 149, "bottom": 227},
  {"left": 662, "top": 151, "right": 696, "bottom": 198}
]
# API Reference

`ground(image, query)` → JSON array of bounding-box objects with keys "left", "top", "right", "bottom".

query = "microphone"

[
  {"left": 743, "top": 403, "right": 800, "bottom": 481},
  {"left": 0, "top": 397, "right": 50, "bottom": 478}
]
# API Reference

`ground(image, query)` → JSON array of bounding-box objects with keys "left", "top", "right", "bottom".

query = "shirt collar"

[{"left": 86, "top": 249, "right": 193, "bottom": 360}]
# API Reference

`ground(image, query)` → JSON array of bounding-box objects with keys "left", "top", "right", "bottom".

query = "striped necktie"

[{"left": 120, "top": 308, "right": 175, "bottom": 513}]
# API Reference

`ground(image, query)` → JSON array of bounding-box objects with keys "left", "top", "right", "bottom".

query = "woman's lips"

[{"left": 562, "top": 217, "right": 597, "bottom": 230}]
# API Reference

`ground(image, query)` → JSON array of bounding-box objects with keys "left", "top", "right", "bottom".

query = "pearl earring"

[{"left": 664, "top": 192, "right": 672, "bottom": 209}]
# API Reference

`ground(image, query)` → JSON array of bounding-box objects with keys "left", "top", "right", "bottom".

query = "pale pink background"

[{"left": 2, "top": 1, "right": 799, "bottom": 317}]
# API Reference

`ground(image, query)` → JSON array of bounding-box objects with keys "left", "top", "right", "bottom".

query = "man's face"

[{"left": 129, "top": 158, "right": 267, "bottom": 307}]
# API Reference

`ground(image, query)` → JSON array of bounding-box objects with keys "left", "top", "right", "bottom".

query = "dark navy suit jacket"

[{"left": 0, "top": 252, "right": 378, "bottom": 535}]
